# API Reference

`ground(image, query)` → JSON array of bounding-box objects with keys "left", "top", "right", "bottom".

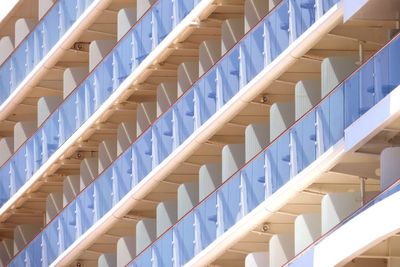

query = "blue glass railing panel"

[
  {"left": 292, "top": 111, "right": 317, "bottom": 174},
  {"left": 265, "top": 1, "right": 290, "bottom": 63},
  {"left": 0, "top": 0, "right": 94, "bottom": 105},
  {"left": 219, "top": 49, "right": 240, "bottom": 105},
  {"left": 152, "top": 110, "right": 174, "bottom": 166},
  {"left": 153, "top": 231, "right": 173, "bottom": 266},
  {"left": 112, "top": 149, "right": 133, "bottom": 202},
  {"left": 173, "top": 89, "right": 195, "bottom": 146},
  {"left": 0, "top": 167, "right": 9, "bottom": 206},
  {"left": 195, "top": 69, "right": 217, "bottom": 127},
  {"left": 241, "top": 25, "right": 265, "bottom": 84},
  {"left": 58, "top": 202, "right": 77, "bottom": 251},
  {"left": 173, "top": 212, "right": 195, "bottom": 265},
  {"left": 242, "top": 155, "right": 266, "bottom": 211},
  {"left": 153, "top": 0, "right": 174, "bottom": 45},
  {"left": 76, "top": 185, "right": 95, "bottom": 235},
  {"left": 132, "top": 248, "right": 152, "bottom": 267},
  {"left": 42, "top": 220, "right": 59, "bottom": 266},
  {"left": 322, "top": 0, "right": 337, "bottom": 13},
  {"left": 291, "top": 0, "right": 316, "bottom": 38},
  {"left": 94, "top": 168, "right": 113, "bottom": 219},
  {"left": 218, "top": 174, "right": 242, "bottom": 233},
  {"left": 133, "top": 130, "right": 152, "bottom": 184},
  {"left": 196, "top": 194, "right": 217, "bottom": 251},
  {"left": 25, "top": 235, "right": 42, "bottom": 266}
]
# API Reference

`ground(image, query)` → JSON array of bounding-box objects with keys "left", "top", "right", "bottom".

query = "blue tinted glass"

[
  {"left": 113, "top": 149, "right": 133, "bottom": 201},
  {"left": 323, "top": 0, "right": 338, "bottom": 13},
  {"left": 42, "top": 220, "right": 59, "bottom": 265},
  {"left": 59, "top": 202, "right": 77, "bottom": 251},
  {"left": 173, "top": 213, "right": 195, "bottom": 265},
  {"left": 374, "top": 45, "right": 390, "bottom": 101},
  {"left": 344, "top": 74, "right": 360, "bottom": 127},
  {"left": 265, "top": 1, "right": 289, "bottom": 62},
  {"left": 388, "top": 37, "right": 400, "bottom": 92},
  {"left": 133, "top": 131, "right": 152, "bottom": 183},
  {"left": 220, "top": 49, "right": 240, "bottom": 104},
  {"left": 241, "top": 25, "right": 264, "bottom": 84},
  {"left": 153, "top": 231, "right": 173, "bottom": 266},
  {"left": 94, "top": 169, "right": 113, "bottom": 219},
  {"left": 152, "top": 110, "right": 173, "bottom": 165},
  {"left": 174, "top": 90, "right": 195, "bottom": 146},
  {"left": 293, "top": 111, "right": 316, "bottom": 173},
  {"left": 218, "top": 175, "right": 241, "bottom": 232},
  {"left": 242, "top": 155, "right": 265, "bottom": 211},
  {"left": 291, "top": 0, "right": 316, "bottom": 38},
  {"left": 195, "top": 194, "right": 217, "bottom": 250},
  {"left": 195, "top": 70, "right": 217, "bottom": 125},
  {"left": 76, "top": 185, "right": 95, "bottom": 235}
]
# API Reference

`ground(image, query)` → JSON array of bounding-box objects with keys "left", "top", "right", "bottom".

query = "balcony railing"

[
  {"left": 0, "top": 0, "right": 201, "bottom": 208},
  {"left": 287, "top": 177, "right": 400, "bottom": 266},
  {"left": 0, "top": 0, "right": 94, "bottom": 105},
  {"left": 127, "top": 31, "right": 400, "bottom": 267},
  {"left": 8, "top": 0, "right": 342, "bottom": 266}
]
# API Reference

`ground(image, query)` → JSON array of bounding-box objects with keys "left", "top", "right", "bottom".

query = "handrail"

[
  {"left": 127, "top": 21, "right": 400, "bottom": 267},
  {"left": 285, "top": 176, "right": 400, "bottom": 266}
]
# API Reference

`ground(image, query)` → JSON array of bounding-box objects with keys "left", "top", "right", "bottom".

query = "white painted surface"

[
  {"left": 38, "top": 0, "right": 56, "bottom": 20},
  {"left": 98, "top": 139, "right": 117, "bottom": 174},
  {"left": 89, "top": 40, "right": 116, "bottom": 71},
  {"left": 45, "top": 192, "right": 62, "bottom": 223},
  {"left": 157, "top": 82, "right": 177, "bottom": 116},
  {"left": 136, "top": 0, "right": 155, "bottom": 19},
  {"left": 136, "top": 218, "right": 156, "bottom": 255},
  {"left": 0, "top": 138, "right": 13, "bottom": 166},
  {"left": 63, "top": 67, "right": 88, "bottom": 99},
  {"left": 14, "top": 18, "right": 35, "bottom": 46},
  {"left": 177, "top": 182, "right": 198, "bottom": 219},
  {"left": 13, "top": 224, "right": 40, "bottom": 255},
  {"left": 245, "top": 252, "right": 269, "bottom": 267},
  {"left": 14, "top": 121, "right": 35, "bottom": 151},
  {"left": 80, "top": 158, "right": 98, "bottom": 190},
  {"left": 156, "top": 200, "right": 177, "bottom": 237},
  {"left": 321, "top": 55, "right": 358, "bottom": 97},
  {"left": 222, "top": 144, "right": 245, "bottom": 181},
  {"left": 314, "top": 191, "right": 400, "bottom": 266},
  {"left": 269, "top": 102, "right": 295, "bottom": 141},
  {"left": 117, "top": 236, "right": 136, "bottom": 267},
  {"left": 98, "top": 253, "right": 116, "bottom": 267},
  {"left": 118, "top": 8, "right": 136, "bottom": 41},
  {"left": 345, "top": 85, "right": 400, "bottom": 153},
  {"left": 0, "top": 0, "right": 19, "bottom": 24},
  {"left": 269, "top": 234, "right": 294, "bottom": 267},
  {"left": 117, "top": 121, "right": 136, "bottom": 156},
  {"left": 221, "top": 18, "right": 244, "bottom": 54},
  {"left": 37, "top": 96, "right": 63, "bottom": 126},
  {"left": 199, "top": 39, "right": 221, "bottom": 76},
  {"left": 294, "top": 213, "right": 321, "bottom": 254},
  {"left": 381, "top": 147, "right": 400, "bottom": 191},
  {"left": 136, "top": 102, "right": 156, "bottom": 137},
  {"left": 0, "top": 239, "right": 13, "bottom": 266},
  {"left": 244, "top": 0, "right": 269, "bottom": 33},
  {"left": 199, "top": 164, "right": 222, "bottom": 200},
  {"left": 321, "top": 192, "right": 361, "bottom": 234},
  {"left": 245, "top": 123, "right": 269, "bottom": 161},
  {"left": 0, "top": 36, "right": 13, "bottom": 65},
  {"left": 63, "top": 175, "right": 80, "bottom": 207},
  {"left": 295, "top": 80, "right": 321, "bottom": 120},
  {"left": 177, "top": 61, "right": 198, "bottom": 97}
]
